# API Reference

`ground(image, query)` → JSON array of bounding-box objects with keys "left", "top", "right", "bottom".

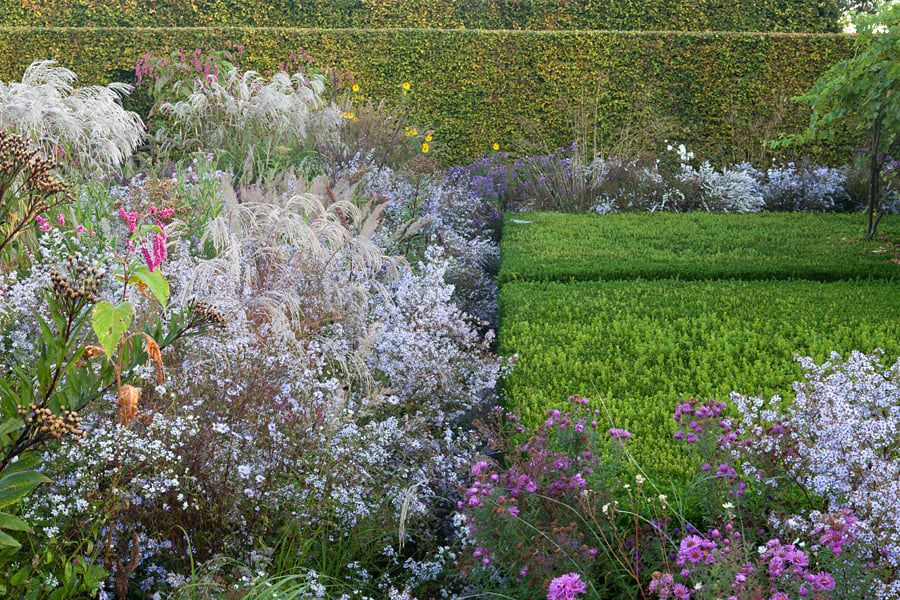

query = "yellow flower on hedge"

[
  {"left": 492, "top": 142, "right": 500, "bottom": 151},
  {"left": 421, "top": 142, "right": 430, "bottom": 154},
  {"left": 351, "top": 83, "right": 360, "bottom": 93},
  {"left": 411, "top": 128, "right": 418, "bottom": 136},
  {"left": 425, "top": 134, "right": 433, "bottom": 142},
  {"left": 401, "top": 81, "right": 411, "bottom": 95},
  {"left": 404, "top": 126, "right": 412, "bottom": 137}
]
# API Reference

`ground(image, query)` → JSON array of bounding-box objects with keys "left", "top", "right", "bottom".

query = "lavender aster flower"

[{"left": 547, "top": 572, "right": 587, "bottom": 600}]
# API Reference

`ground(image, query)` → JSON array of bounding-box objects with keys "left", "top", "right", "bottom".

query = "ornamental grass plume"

[
  {"left": 184, "top": 171, "right": 401, "bottom": 352},
  {"left": 158, "top": 67, "right": 339, "bottom": 182},
  {"left": 0, "top": 60, "right": 144, "bottom": 173}
]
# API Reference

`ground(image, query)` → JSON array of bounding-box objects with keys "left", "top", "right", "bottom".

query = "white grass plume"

[{"left": 0, "top": 60, "right": 144, "bottom": 173}]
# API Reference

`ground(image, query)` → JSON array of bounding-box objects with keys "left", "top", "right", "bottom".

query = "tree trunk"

[{"left": 866, "top": 114, "right": 883, "bottom": 240}]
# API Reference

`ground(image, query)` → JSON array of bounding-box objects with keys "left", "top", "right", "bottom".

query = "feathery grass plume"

[
  {"left": 159, "top": 68, "right": 340, "bottom": 183},
  {"left": 0, "top": 60, "right": 144, "bottom": 174},
  {"left": 184, "top": 171, "right": 401, "bottom": 350}
]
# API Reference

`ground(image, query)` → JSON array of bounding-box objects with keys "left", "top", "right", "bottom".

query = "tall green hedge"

[
  {"left": 0, "top": 27, "right": 851, "bottom": 164},
  {"left": 0, "top": 0, "right": 840, "bottom": 32}
]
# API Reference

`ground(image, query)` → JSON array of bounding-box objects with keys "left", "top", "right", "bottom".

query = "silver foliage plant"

[{"left": 0, "top": 60, "right": 144, "bottom": 173}]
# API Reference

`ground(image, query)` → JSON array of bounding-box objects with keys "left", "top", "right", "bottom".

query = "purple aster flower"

[
  {"left": 810, "top": 572, "right": 836, "bottom": 592},
  {"left": 547, "top": 572, "right": 587, "bottom": 600},
  {"left": 609, "top": 427, "right": 632, "bottom": 440}
]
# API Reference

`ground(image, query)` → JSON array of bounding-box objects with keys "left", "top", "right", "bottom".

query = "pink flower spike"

[
  {"left": 57, "top": 214, "right": 65, "bottom": 225},
  {"left": 141, "top": 232, "right": 168, "bottom": 273},
  {"left": 75, "top": 224, "right": 86, "bottom": 234},
  {"left": 119, "top": 208, "right": 139, "bottom": 234}
]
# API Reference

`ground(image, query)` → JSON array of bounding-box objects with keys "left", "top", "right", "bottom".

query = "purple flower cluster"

[
  {"left": 672, "top": 398, "right": 745, "bottom": 496},
  {"left": 547, "top": 572, "right": 587, "bottom": 600},
  {"left": 729, "top": 351, "right": 900, "bottom": 595},
  {"left": 459, "top": 396, "right": 618, "bottom": 586},
  {"left": 815, "top": 508, "right": 858, "bottom": 555},
  {"left": 652, "top": 525, "right": 837, "bottom": 600}
]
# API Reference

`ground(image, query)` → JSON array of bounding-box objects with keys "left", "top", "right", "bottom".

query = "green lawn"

[{"left": 499, "top": 212, "right": 900, "bottom": 283}]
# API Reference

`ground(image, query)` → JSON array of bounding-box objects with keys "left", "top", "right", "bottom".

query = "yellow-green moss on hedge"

[
  {"left": 0, "top": 27, "right": 852, "bottom": 164},
  {"left": 0, "top": 0, "right": 840, "bottom": 32}
]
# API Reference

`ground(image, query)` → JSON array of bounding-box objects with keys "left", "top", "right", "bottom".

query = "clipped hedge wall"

[
  {"left": 0, "top": 28, "right": 852, "bottom": 164},
  {"left": 0, "top": 0, "right": 840, "bottom": 32}
]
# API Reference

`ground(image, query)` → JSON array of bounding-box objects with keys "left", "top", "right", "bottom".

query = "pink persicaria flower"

[
  {"left": 75, "top": 224, "right": 86, "bottom": 234},
  {"left": 56, "top": 214, "right": 65, "bottom": 225},
  {"left": 609, "top": 428, "right": 632, "bottom": 440},
  {"left": 35, "top": 215, "right": 51, "bottom": 232},
  {"left": 119, "top": 208, "right": 139, "bottom": 234},
  {"left": 547, "top": 572, "right": 587, "bottom": 600},
  {"left": 141, "top": 232, "right": 167, "bottom": 272}
]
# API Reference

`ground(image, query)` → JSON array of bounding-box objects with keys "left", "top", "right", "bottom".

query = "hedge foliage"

[
  {"left": 498, "top": 279, "right": 900, "bottom": 480},
  {"left": 500, "top": 212, "right": 900, "bottom": 283},
  {"left": 0, "top": 0, "right": 840, "bottom": 32},
  {"left": 0, "top": 28, "right": 851, "bottom": 164}
]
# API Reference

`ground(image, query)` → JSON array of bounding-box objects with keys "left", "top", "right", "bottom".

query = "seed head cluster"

[
  {"left": 17, "top": 403, "right": 84, "bottom": 441},
  {"left": 49, "top": 253, "right": 103, "bottom": 307}
]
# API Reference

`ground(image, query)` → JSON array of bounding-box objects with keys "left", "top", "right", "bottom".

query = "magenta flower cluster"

[
  {"left": 547, "top": 572, "right": 587, "bottom": 600},
  {"left": 651, "top": 525, "right": 837, "bottom": 599},
  {"left": 672, "top": 398, "right": 745, "bottom": 496},
  {"left": 460, "top": 396, "right": 620, "bottom": 587},
  {"left": 119, "top": 206, "right": 173, "bottom": 272}
]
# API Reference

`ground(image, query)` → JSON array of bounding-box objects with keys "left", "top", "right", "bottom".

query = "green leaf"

[
  {"left": 0, "top": 418, "right": 21, "bottom": 438},
  {"left": 0, "top": 470, "right": 49, "bottom": 492},
  {"left": 0, "top": 471, "right": 50, "bottom": 508},
  {"left": 91, "top": 301, "right": 133, "bottom": 358},
  {"left": 129, "top": 265, "right": 170, "bottom": 309},
  {"left": 0, "top": 529, "right": 21, "bottom": 548},
  {"left": 9, "top": 566, "right": 29, "bottom": 586},
  {"left": 0, "top": 512, "right": 31, "bottom": 532},
  {"left": 138, "top": 223, "right": 165, "bottom": 237}
]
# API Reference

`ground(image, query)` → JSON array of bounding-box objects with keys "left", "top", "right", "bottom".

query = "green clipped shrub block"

[
  {"left": 0, "top": 0, "right": 840, "bottom": 32},
  {"left": 500, "top": 212, "right": 900, "bottom": 283},
  {"left": 0, "top": 28, "right": 851, "bottom": 164},
  {"left": 499, "top": 279, "right": 900, "bottom": 481}
]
